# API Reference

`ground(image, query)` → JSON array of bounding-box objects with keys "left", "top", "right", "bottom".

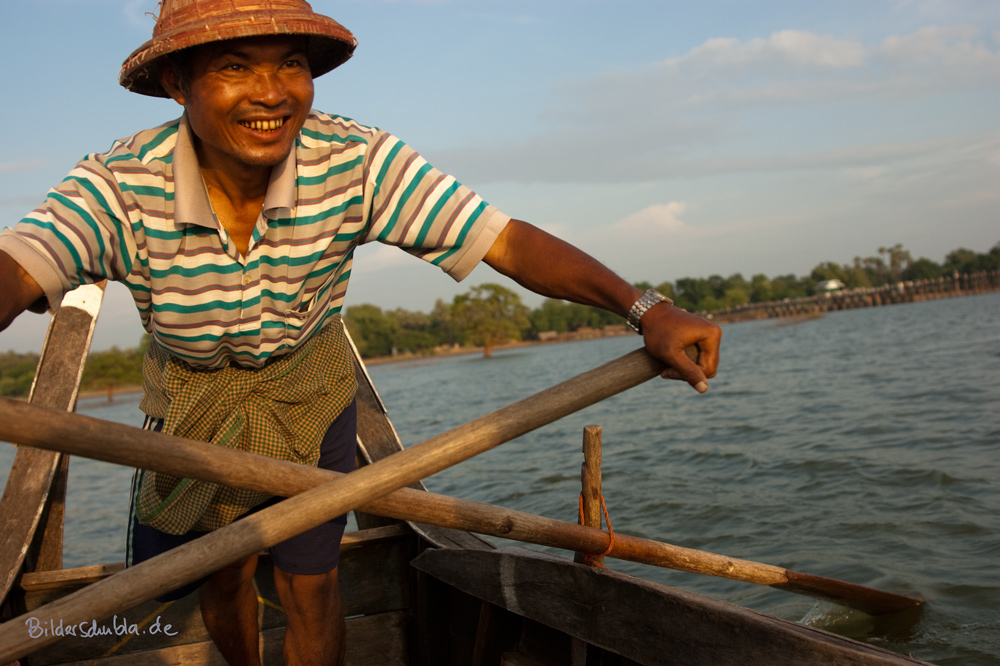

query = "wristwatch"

[{"left": 626, "top": 289, "right": 673, "bottom": 334}]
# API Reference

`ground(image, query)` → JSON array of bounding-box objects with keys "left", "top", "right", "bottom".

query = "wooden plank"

[
  {"left": 0, "top": 283, "right": 104, "bottom": 605},
  {"left": 53, "top": 611, "right": 409, "bottom": 666},
  {"left": 17, "top": 525, "right": 414, "bottom": 593},
  {"left": 20, "top": 563, "right": 126, "bottom": 592},
  {"left": 413, "top": 547, "right": 933, "bottom": 666}
]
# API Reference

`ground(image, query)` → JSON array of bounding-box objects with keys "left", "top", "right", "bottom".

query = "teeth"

[{"left": 241, "top": 118, "right": 284, "bottom": 131}]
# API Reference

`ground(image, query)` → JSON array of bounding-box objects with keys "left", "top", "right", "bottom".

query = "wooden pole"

[
  {"left": 0, "top": 348, "right": 669, "bottom": 662},
  {"left": 0, "top": 391, "right": 922, "bottom": 629},
  {"left": 574, "top": 425, "right": 604, "bottom": 567}
]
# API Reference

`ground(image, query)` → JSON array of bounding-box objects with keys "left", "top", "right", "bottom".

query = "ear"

[{"left": 159, "top": 61, "right": 187, "bottom": 106}]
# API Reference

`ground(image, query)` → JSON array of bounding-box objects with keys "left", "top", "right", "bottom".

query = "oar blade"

[{"left": 776, "top": 570, "right": 924, "bottom": 616}]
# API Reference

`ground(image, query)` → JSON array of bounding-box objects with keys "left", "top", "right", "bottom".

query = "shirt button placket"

[{"left": 238, "top": 267, "right": 256, "bottom": 332}]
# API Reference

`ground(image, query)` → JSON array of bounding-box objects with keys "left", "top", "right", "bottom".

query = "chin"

[{"left": 238, "top": 146, "right": 294, "bottom": 168}]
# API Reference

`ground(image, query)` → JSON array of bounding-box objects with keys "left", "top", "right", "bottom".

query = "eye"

[{"left": 282, "top": 57, "right": 309, "bottom": 72}]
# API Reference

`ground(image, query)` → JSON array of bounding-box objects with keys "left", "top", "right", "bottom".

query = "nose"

[{"left": 249, "top": 69, "right": 287, "bottom": 106}]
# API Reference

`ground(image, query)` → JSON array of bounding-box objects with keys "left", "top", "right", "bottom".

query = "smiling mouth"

[{"left": 239, "top": 118, "right": 286, "bottom": 132}]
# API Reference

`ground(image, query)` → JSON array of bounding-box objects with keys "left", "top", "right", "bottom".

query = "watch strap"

[{"left": 626, "top": 289, "right": 673, "bottom": 334}]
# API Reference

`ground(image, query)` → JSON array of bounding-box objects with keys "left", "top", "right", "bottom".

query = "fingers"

[
  {"left": 662, "top": 351, "right": 710, "bottom": 393},
  {"left": 643, "top": 306, "right": 721, "bottom": 393}
]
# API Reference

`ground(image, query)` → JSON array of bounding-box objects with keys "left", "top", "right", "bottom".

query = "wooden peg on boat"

[{"left": 575, "top": 425, "right": 605, "bottom": 567}]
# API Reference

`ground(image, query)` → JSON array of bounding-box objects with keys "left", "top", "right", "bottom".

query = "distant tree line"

[
  {"left": 0, "top": 336, "right": 150, "bottom": 398},
  {"left": 347, "top": 242, "right": 999, "bottom": 357},
  {"left": 0, "top": 241, "right": 996, "bottom": 397}
]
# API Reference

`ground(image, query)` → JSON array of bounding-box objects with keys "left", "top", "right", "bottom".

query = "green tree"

[
  {"left": 0, "top": 351, "right": 41, "bottom": 397},
  {"left": 810, "top": 261, "right": 847, "bottom": 284},
  {"left": 770, "top": 274, "right": 812, "bottom": 300},
  {"left": 80, "top": 344, "right": 146, "bottom": 392},
  {"left": 673, "top": 277, "right": 714, "bottom": 311},
  {"left": 878, "top": 244, "right": 912, "bottom": 282},
  {"left": 344, "top": 304, "right": 398, "bottom": 358},
  {"left": 749, "top": 274, "right": 773, "bottom": 303},
  {"left": 653, "top": 281, "right": 676, "bottom": 301},
  {"left": 903, "top": 257, "right": 943, "bottom": 281},
  {"left": 943, "top": 246, "right": 999, "bottom": 274},
  {"left": 390, "top": 308, "right": 438, "bottom": 354},
  {"left": 720, "top": 273, "right": 750, "bottom": 307},
  {"left": 452, "top": 283, "right": 530, "bottom": 358},
  {"left": 429, "top": 298, "right": 463, "bottom": 347}
]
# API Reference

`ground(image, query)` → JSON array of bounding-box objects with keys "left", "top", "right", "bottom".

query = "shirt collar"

[{"left": 172, "top": 113, "right": 296, "bottom": 229}]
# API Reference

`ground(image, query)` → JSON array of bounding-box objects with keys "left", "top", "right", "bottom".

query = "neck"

[
  {"left": 193, "top": 142, "right": 272, "bottom": 208},
  {"left": 199, "top": 163, "right": 270, "bottom": 209}
]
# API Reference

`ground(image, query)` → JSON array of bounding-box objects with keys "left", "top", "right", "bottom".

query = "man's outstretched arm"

[
  {"left": 483, "top": 219, "right": 721, "bottom": 393},
  {"left": 0, "top": 250, "right": 46, "bottom": 333}
]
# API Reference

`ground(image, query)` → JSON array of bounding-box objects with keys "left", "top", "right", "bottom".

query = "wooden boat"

[{"left": 0, "top": 285, "right": 932, "bottom": 665}]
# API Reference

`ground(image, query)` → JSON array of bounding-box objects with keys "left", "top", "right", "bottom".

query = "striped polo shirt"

[{"left": 0, "top": 111, "right": 509, "bottom": 369}]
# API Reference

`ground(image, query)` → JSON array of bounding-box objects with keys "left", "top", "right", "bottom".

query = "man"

[{"left": 0, "top": 1, "right": 720, "bottom": 664}]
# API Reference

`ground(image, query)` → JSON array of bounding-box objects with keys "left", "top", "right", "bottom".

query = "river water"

[{"left": 2, "top": 292, "right": 997, "bottom": 664}]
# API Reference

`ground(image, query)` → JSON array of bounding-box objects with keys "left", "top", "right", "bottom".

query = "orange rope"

[{"left": 578, "top": 492, "right": 615, "bottom": 569}]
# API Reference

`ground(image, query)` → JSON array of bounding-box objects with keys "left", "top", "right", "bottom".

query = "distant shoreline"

[{"left": 74, "top": 332, "right": 635, "bottom": 402}]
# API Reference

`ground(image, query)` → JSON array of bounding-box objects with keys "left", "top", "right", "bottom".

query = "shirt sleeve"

[
  {"left": 359, "top": 131, "right": 510, "bottom": 282},
  {"left": 0, "top": 156, "right": 135, "bottom": 311}
]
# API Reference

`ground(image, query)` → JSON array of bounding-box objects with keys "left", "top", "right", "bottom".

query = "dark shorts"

[{"left": 126, "top": 399, "right": 357, "bottom": 601}]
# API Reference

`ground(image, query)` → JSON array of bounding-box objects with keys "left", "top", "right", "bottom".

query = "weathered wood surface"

[
  {"left": 574, "top": 425, "right": 604, "bottom": 567},
  {"left": 20, "top": 526, "right": 415, "bottom": 666},
  {"left": 0, "top": 395, "right": 922, "bottom": 615},
  {"left": 0, "top": 283, "right": 104, "bottom": 608},
  {"left": 17, "top": 525, "right": 412, "bottom": 596},
  {"left": 53, "top": 611, "right": 409, "bottom": 666},
  {"left": 413, "top": 547, "right": 934, "bottom": 666}
]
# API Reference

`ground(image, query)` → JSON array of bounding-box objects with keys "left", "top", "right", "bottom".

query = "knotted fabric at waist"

[{"left": 136, "top": 317, "right": 358, "bottom": 534}]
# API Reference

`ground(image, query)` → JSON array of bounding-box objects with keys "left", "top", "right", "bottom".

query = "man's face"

[{"left": 162, "top": 35, "right": 315, "bottom": 174}]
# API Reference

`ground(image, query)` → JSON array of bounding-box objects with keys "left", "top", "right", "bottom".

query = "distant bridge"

[{"left": 705, "top": 270, "right": 1000, "bottom": 324}]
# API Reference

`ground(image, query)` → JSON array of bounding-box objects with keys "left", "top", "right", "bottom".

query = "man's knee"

[
  {"left": 204, "top": 554, "right": 259, "bottom": 595},
  {"left": 274, "top": 567, "right": 341, "bottom": 617}
]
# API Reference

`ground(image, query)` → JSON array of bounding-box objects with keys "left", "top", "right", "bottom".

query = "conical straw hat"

[{"left": 120, "top": 0, "right": 357, "bottom": 98}]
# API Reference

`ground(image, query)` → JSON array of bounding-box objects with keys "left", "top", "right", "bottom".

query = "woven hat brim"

[{"left": 120, "top": 12, "right": 357, "bottom": 98}]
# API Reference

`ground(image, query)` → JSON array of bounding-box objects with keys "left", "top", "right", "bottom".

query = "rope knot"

[{"left": 578, "top": 492, "right": 615, "bottom": 569}]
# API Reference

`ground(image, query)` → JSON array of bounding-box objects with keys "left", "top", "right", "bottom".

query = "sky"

[{"left": 1, "top": 0, "right": 998, "bottom": 353}]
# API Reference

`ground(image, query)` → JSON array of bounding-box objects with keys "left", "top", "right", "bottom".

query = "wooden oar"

[
  {"left": 0, "top": 283, "right": 104, "bottom": 605},
  {"left": 0, "top": 348, "right": 673, "bottom": 661},
  {"left": 0, "top": 388, "right": 922, "bottom": 617}
]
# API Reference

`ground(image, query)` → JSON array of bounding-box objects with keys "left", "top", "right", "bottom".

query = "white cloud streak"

[
  {"left": 429, "top": 25, "right": 999, "bottom": 188},
  {"left": 0, "top": 160, "right": 45, "bottom": 173}
]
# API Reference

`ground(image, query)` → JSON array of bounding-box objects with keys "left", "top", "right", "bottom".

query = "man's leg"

[
  {"left": 273, "top": 567, "right": 346, "bottom": 666},
  {"left": 199, "top": 553, "right": 262, "bottom": 665},
  {"left": 266, "top": 400, "right": 357, "bottom": 666}
]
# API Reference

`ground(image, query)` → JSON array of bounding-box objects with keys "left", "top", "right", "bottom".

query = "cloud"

[
  {"left": 0, "top": 160, "right": 45, "bottom": 173},
  {"left": 353, "top": 242, "right": 418, "bottom": 271},
  {"left": 667, "top": 31, "right": 866, "bottom": 70},
  {"left": 428, "top": 24, "right": 999, "bottom": 187},
  {"left": 581, "top": 25, "right": 1000, "bottom": 116},
  {"left": 612, "top": 203, "right": 688, "bottom": 235}
]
